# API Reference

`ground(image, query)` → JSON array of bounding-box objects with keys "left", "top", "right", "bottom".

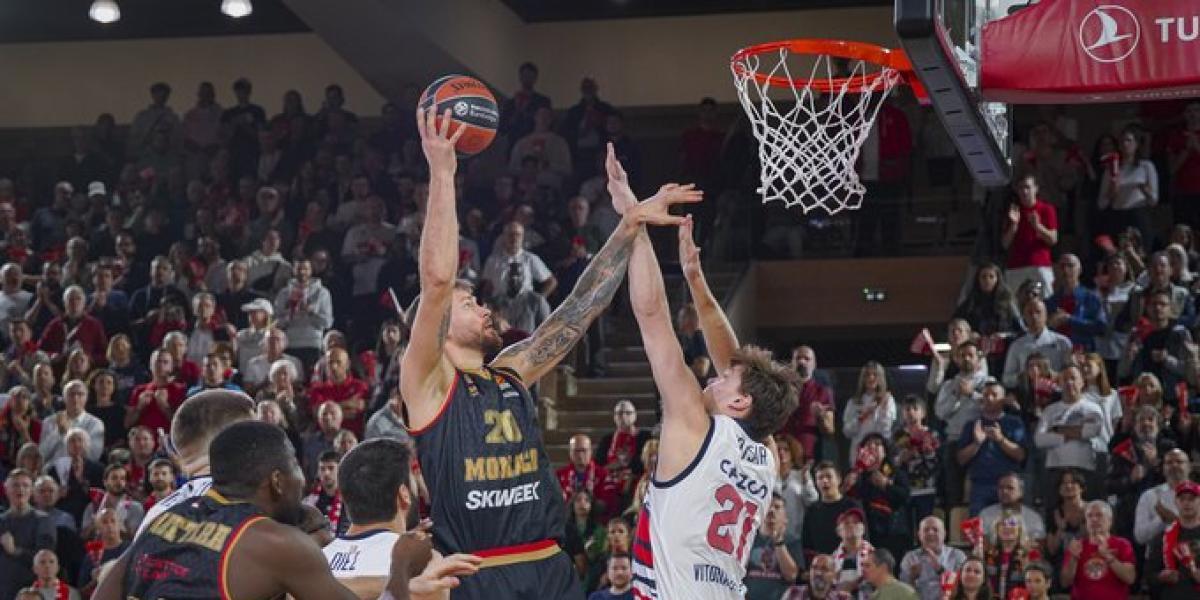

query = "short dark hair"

[
  {"left": 732, "top": 346, "right": 800, "bottom": 441},
  {"left": 608, "top": 553, "right": 632, "bottom": 567},
  {"left": 148, "top": 458, "right": 175, "bottom": 474},
  {"left": 813, "top": 460, "right": 839, "bottom": 477},
  {"left": 103, "top": 463, "right": 126, "bottom": 479},
  {"left": 1023, "top": 560, "right": 1053, "bottom": 580},
  {"left": 233, "top": 78, "right": 252, "bottom": 91},
  {"left": 901, "top": 394, "right": 926, "bottom": 410},
  {"left": 210, "top": 421, "right": 295, "bottom": 497},
  {"left": 150, "top": 82, "right": 171, "bottom": 95},
  {"left": 869, "top": 548, "right": 896, "bottom": 573},
  {"left": 171, "top": 390, "right": 256, "bottom": 458},
  {"left": 318, "top": 450, "right": 341, "bottom": 465},
  {"left": 519, "top": 62, "right": 538, "bottom": 74},
  {"left": 337, "top": 439, "right": 412, "bottom": 525}
]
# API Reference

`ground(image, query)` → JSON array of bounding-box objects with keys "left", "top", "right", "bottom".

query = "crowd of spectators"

[{"left": 0, "top": 59, "right": 1199, "bottom": 600}]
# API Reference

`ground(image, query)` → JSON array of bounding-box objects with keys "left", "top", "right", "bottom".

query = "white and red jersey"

[{"left": 633, "top": 415, "right": 776, "bottom": 599}]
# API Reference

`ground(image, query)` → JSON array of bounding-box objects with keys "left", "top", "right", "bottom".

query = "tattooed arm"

[
  {"left": 491, "top": 147, "right": 700, "bottom": 383},
  {"left": 401, "top": 107, "right": 465, "bottom": 430}
]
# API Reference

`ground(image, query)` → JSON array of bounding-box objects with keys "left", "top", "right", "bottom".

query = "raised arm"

[
  {"left": 678, "top": 217, "right": 738, "bottom": 373},
  {"left": 400, "top": 108, "right": 465, "bottom": 429},
  {"left": 628, "top": 213, "right": 709, "bottom": 480},
  {"left": 490, "top": 144, "right": 699, "bottom": 382}
]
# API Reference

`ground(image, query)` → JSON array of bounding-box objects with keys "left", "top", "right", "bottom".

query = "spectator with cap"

[
  {"left": 235, "top": 297, "right": 273, "bottom": 374},
  {"left": 1146, "top": 479, "right": 1200, "bottom": 600},
  {"left": 831, "top": 507, "right": 874, "bottom": 597}
]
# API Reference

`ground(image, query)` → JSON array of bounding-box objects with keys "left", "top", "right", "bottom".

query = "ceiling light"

[
  {"left": 89, "top": 0, "right": 121, "bottom": 24},
  {"left": 221, "top": 0, "right": 254, "bottom": 18}
]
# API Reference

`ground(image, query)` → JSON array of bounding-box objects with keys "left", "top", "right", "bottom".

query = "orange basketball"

[{"left": 419, "top": 75, "right": 499, "bottom": 156}]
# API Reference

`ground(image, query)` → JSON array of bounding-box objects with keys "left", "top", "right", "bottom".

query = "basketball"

[{"left": 418, "top": 74, "right": 499, "bottom": 156}]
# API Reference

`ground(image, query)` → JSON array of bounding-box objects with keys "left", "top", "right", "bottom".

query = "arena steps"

[{"left": 545, "top": 262, "right": 740, "bottom": 466}]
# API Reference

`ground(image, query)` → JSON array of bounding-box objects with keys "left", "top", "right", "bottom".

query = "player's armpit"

[{"left": 400, "top": 292, "right": 456, "bottom": 430}]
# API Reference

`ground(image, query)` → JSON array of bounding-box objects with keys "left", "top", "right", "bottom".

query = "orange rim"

[{"left": 731, "top": 39, "right": 916, "bottom": 94}]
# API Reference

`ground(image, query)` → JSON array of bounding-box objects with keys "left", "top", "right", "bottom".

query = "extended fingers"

[{"left": 416, "top": 107, "right": 428, "bottom": 139}]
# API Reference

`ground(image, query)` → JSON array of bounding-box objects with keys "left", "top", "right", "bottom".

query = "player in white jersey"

[
  {"left": 605, "top": 146, "right": 800, "bottom": 599},
  {"left": 323, "top": 438, "right": 481, "bottom": 599},
  {"left": 134, "top": 390, "right": 255, "bottom": 537}
]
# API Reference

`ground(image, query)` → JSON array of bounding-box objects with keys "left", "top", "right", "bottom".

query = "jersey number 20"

[{"left": 705, "top": 484, "right": 758, "bottom": 561}]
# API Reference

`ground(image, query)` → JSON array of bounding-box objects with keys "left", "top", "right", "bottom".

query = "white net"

[{"left": 731, "top": 45, "right": 903, "bottom": 214}]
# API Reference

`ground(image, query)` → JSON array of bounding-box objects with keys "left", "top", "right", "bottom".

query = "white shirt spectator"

[
  {"left": 481, "top": 248, "right": 553, "bottom": 299},
  {"left": 243, "top": 353, "right": 304, "bottom": 390},
  {"left": 842, "top": 391, "right": 896, "bottom": 458},
  {"left": 776, "top": 467, "right": 819, "bottom": 541},
  {"left": 273, "top": 279, "right": 334, "bottom": 351},
  {"left": 1134, "top": 482, "right": 1179, "bottom": 546},
  {"left": 236, "top": 327, "right": 267, "bottom": 374},
  {"left": 900, "top": 545, "right": 968, "bottom": 600},
  {"left": 1001, "top": 328, "right": 1073, "bottom": 388},
  {"left": 1099, "top": 159, "right": 1159, "bottom": 211},
  {"left": 39, "top": 413, "right": 105, "bottom": 462},
  {"left": 1084, "top": 387, "right": 1121, "bottom": 455},
  {"left": 934, "top": 369, "right": 988, "bottom": 442},
  {"left": 1034, "top": 399, "right": 1104, "bottom": 471},
  {"left": 0, "top": 288, "right": 32, "bottom": 335}
]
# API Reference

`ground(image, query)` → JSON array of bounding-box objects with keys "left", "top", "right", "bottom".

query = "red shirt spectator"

[
  {"left": 875, "top": 102, "right": 913, "bottom": 183},
  {"left": 39, "top": 286, "right": 108, "bottom": 364},
  {"left": 779, "top": 346, "right": 835, "bottom": 460},
  {"left": 308, "top": 348, "right": 369, "bottom": 437},
  {"left": 126, "top": 350, "right": 187, "bottom": 433},
  {"left": 1167, "top": 103, "right": 1200, "bottom": 197},
  {"left": 556, "top": 434, "right": 620, "bottom": 518},
  {"left": 1063, "top": 534, "right": 1134, "bottom": 600},
  {"left": 1005, "top": 176, "right": 1058, "bottom": 270}
]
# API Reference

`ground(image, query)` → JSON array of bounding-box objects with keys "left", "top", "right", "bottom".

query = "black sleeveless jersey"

[
  {"left": 412, "top": 366, "right": 566, "bottom": 554},
  {"left": 123, "top": 489, "right": 268, "bottom": 600}
]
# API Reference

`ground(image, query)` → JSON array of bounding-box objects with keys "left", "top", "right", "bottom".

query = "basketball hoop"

[{"left": 731, "top": 39, "right": 921, "bottom": 214}]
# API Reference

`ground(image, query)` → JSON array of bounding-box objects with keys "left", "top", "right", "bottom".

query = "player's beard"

[
  {"left": 480, "top": 319, "right": 503, "bottom": 355},
  {"left": 404, "top": 495, "right": 421, "bottom": 531}
]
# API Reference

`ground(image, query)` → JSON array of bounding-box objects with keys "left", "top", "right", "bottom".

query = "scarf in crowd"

[
  {"left": 607, "top": 431, "right": 638, "bottom": 469},
  {"left": 311, "top": 484, "right": 343, "bottom": 532},
  {"left": 38, "top": 579, "right": 70, "bottom": 600}
]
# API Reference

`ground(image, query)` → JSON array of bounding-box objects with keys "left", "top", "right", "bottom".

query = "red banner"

[{"left": 982, "top": 0, "right": 1200, "bottom": 103}]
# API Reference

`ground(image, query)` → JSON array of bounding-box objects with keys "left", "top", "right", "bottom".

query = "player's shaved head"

[
  {"left": 171, "top": 390, "right": 255, "bottom": 465},
  {"left": 210, "top": 420, "right": 305, "bottom": 525}
]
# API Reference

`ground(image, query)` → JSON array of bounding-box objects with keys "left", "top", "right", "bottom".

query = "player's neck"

[
  {"left": 609, "top": 583, "right": 631, "bottom": 594},
  {"left": 345, "top": 518, "right": 404, "bottom": 537},
  {"left": 180, "top": 457, "right": 211, "bottom": 478},
  {"left": 445, "top": 343, "right": 485, "bottom": 372}
]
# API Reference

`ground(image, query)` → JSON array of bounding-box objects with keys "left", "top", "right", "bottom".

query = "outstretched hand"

[
  {"left": 417, "top": 107, "right": 466, "bottom": 177},
  {"left": 630, "top": 184, "right": 703, "bottom": 227},
  {"left": 605, "top": 142, "right": 637, "bottom": 215},
  {"left": 410, "top": 554, "right": 483, "bottom": 600},
  {"left": 678, "top": 215, "right": 701, "bottom": 280}
]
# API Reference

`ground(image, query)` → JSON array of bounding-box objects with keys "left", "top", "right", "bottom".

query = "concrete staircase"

[{"left": 544, "top": 268, "right": 742, "bottom": 466}]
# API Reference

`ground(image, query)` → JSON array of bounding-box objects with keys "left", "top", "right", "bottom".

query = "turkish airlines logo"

[{"left": 1079, "top": 5, "right": 1141, "bottom": 63}]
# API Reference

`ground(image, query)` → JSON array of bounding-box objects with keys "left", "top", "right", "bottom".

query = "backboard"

[{"left": 895, "top": 0, "right": 1015, "bottom": 187}]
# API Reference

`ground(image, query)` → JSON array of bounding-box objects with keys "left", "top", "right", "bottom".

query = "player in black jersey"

[
  {"left": 403, "top": 109, "right": 697, "bottom": 599},
  {"left": 94, "top": 421, "right": 435, "bottom": 600}
]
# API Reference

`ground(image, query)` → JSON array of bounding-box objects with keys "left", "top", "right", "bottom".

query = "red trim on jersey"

[
  {"left": 407, "top": 374, "right": 459, "bottom": 436},
  {"left": 473, "top": 538, "right": 557, "bottom": 558},
  {"left": 218, "top": 515, "right": 267, "bottom": 600}
]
